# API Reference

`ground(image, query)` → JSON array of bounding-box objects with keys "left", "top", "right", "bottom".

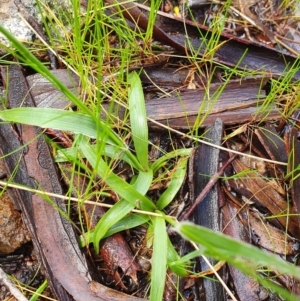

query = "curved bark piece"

[
  {"left": 189, "top": 119, "right": 226, "bottom": 301},
  {"left": 0, "top": 64, "right": 146, "bottom": 301},
  {"left": 222, "top": 201, "right": 268, "bottom": 301}
]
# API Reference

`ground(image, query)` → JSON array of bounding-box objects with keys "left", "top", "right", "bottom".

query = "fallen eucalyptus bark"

[
  {"left": 222, "top": 201, "right": 268, "bottom": 301},
  {"left": 27, "top": 69, "right": 278, "bottom": 130},
  {"left": 189, "top": 119, "right": 226, "bottom": 301},
  {"left": 287, "top": 126, "right": 300, "bottom": 229},
  {"left": 106, "top": 77, "right": 281, "bottom": 129},
  {"left": 287, "top": 125, "right": 300, "bottom": 296},
  {"left": 0, "top": 64, "right": 145, "bottom": 301},
  {"left": 26, "top": 69, "right": 79, "bottom": 109}
]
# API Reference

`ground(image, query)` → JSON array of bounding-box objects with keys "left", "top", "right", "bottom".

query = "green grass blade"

[
  {"left": 128, "top": 72, "right": 149, "bottom": 170},
  {"left": 79, "top": 135, "right": 155, "bottom": 211},
  {"left": 29, "top": 280, "right": 48, "bottom": 301},
  {"left": 150, "top": 216, "right": 168, "bottom": 301},
  {"left": 0, "top": 108, "right": 119, "bottom": 143},
  {"left": 156, "top": 157, "right": 188, "bottom": 210},
  {"left": 151, "top": 148, "right": 192, "bottom": 174},
  {"left": 56, "top": 144, "right": 144, "bottom": 171},
  {"left": 90, "top": 169, "right": 153, "bottom": 252},
  {"left": 203, "top": 246, "right": 300, "bottom": 301},
  {"left": 90, "top": 171, "right": 153, "bottom": 252},
  {"left": 79, "top": 136, "right": 155, "bottom": 252},
  {"left": 79, "top": 214, "right": 150, "bottom": 247},
  {"left": 167, "top": 237, "right": 190, "bottom": 277},
  {"left": 176, "top": 222, "right": 300, "bottom": 277},
  {"left": 0, "top": 108, "right": 145, "bottom": 171},
  {"left": 175, "top": 221, "right": 300, "bottom": 301},
  {"left": 92, "top": 199, "right": 136, "bottom": 253},
  {"left": 104, "top": 213, "right": 150, "bottom": 237}
]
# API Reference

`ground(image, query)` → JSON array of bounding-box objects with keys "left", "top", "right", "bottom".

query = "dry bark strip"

[
  {"left": 108, "top": 77, "right": 281, "bottom": 129},
  {"left": 189, "top": 119, "right": 226, "bottom": 301},
  {"left": 287, "top": 127, "right": 300, "bottom": 229},
  {"left": 0, "top": 64, "right": 145, "bottom": 301},
  {"left": 222, "top": 201, "right": 268, "bottom": 301},
  {"left": 287, "top": 126, "right": 300, "bottom": 296},
  {"left": 246, "top": 210, "right": 298, "bottom": 255},
  {"left": 26, "top": 69, "right": 79, "bottom": 109},
  {"left": 145, "top": 78, "right": 278, "bottom": 129},
  {"left": 254, "top": 124, "right": 288, "bottom": 163},
  {"left": 223, "top": 189, "right": 298, "bottom": 256}
]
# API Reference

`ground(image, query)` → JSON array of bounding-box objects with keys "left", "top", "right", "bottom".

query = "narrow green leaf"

[
  {"left": 56, "top": 144, "right": 144, "bottom": 171},
  {"left": 92, "top": 199, "right": 135, "bottom": 253},
  {"left": 79, "top": 136, "right": 155, "bottom": 252},
  {"left": 150, "top": 216, "right": 168, "bottom": 301},
  {"left": 151, "top": 148, "right": 192, "bottom": 174},
  {"left": 105, "top": 213, "right": 150, "bottom": 237},
  {"left": 78, "top": 135, "right": 155, "bottom": 211},
  {"left": 91, "top": 169, "right": 153, "bottom": 252},
  {"left": 203, "top": 246, "right": 300, "bottom": 301},
  {"left": 156, "top": 157, "right": 188, "bottom": 210},
  {"left": 78, "top": 214, "right": 150, "bottom": 247},
  {"left": 175, "top": 221, "right": 300, "bottom": 301},
  {"left": 167, "top": 237, "right": 190, "bottom": 277},
  {"left": 0, "top": 108, "right": 117, "bottom": 143},
  {"left": 128, "top": 72, "right": 149, "bottom": 170},
  {"left": 29, "top": 280, "right": 48, "bottom": 301},
  {"left": 175, "top": 222, "right": 300, "bottom": 279}
]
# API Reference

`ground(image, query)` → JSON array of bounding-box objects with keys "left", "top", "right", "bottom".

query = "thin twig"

[
  {"left": 190, "top": 242, "right": 238, "bottom": 301},
  {"left": 0, "top": 180, "right": 175, "bottom": 219},
  {"left": 180, "top": 144, "right": 248, "bottom": 221},
  {"left": 0, "top": 267, "right": 29, "bottom": 301},
  {"left": 147, "top": 117, "right": 288, "bottom": 166}
]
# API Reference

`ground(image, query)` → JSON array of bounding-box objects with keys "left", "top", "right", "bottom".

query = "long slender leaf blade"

[
  {"left": 128, "top": 72, "right": 149, "bottom": 170},
  {"left": 156, "top": 157, "right": 188, "bottom": 210},
  {"left": 167, "top": 237, "right": 190, "bottom": 277},
  {"left": 0, "top": 108, "right": 98, "bottom": 139},
  {"left": 175, "top": 222, "right": 300, "bottom": 301},
  {"left": 79, "top": 136, "right": 155, "bottom": 252},
  {"left": 104, "top": 214, "right": 150, "bottom": 237},
  {"left": 56, "top": 144, "right": 144, "bottom": 171},
  {"left": 175, "top": 222, "right": 300, "bottom": 279},
  {"left": 79, "top": 214, "right": 150, "bottom": 248},
  {"left": 92, "top": 199, "right": 135, "bottom": 253},
  {"left": 29, "top": 280, "right": 48, "bottom": 301},
  {"left": 79, "top": 136, "right": 155, "bottom": 211},
  {"left": 150, "top": 216, "right": 168, "bottom": 301},
  {"left": 151, "top": 148, "right": 192, "bottom": 174},
  {"left": 91, "top": 168, "right": 153, "bottom": 250},
  {"left": 91, "top": 169, "right": 153, "bottom": 252},
  {"left": 202, "top": 245, "right": 300, "bottom": 301}
]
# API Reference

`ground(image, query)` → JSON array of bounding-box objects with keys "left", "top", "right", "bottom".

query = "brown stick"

[{"left": 180, "top": 144, "right": 248, "bottom": 221}]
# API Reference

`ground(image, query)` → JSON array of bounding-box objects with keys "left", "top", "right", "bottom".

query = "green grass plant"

[{"left": 1, "top": 0, "right": 300, "bottom": 300}]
